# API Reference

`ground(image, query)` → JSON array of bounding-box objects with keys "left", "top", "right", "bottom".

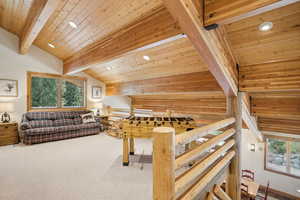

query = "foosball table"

[{"left": 121, "top": 116, "right": 197, "bottom": 166}]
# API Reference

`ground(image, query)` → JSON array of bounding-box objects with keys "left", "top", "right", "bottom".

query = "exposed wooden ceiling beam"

[
  {"left": 241, "top": 94, "right": 263, "bottom": 141},
  {"left": 19, "top": 0, "right": 59, "bottom": 54},
  {"left": 204, "top": 0, "right": 300, "bottom": 26},
  {"left": 106, "top": 71, "right": 222, "bottom": 96},
  {"left": 63, "top": 6, "right": 182, "bottom": 75},
  {"left": 162, "top": 0, "right": 238, "bottom": 97},
  {"left": 84, "top": 69, "right": 105, "bottom": 83}
]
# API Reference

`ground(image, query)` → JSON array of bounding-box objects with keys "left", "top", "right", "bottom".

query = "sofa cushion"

[
  {"left": 73, "top": 118, "right": 82, "bottom": 125},
  {"left": 78, "top": 123, "right": 99, "bottom": 129},
  {"left": 26, "top": 112, "right": 55, "bottom": 120},
  {"left": 56, "top": 125, "right": 81, "bottom": 132},
  {"left": 53, "top": 119, "right": 74, "bottom": 127},
  {"left": 61, "top": 111, "right": 78, "bottom": 119},
  {"left": 24, "top": 127, "right": 57, "bottom": 136},
  {"left": 29, "top": 120, "right": 53, "bottom": 129}
]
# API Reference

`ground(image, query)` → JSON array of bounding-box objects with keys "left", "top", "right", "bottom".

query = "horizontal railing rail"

[
  {"left": 176, "top": 117, "right": 236, "bottom": 145},
  {"left": 153, "top": 117, "right": 237, "bottom": 200}
]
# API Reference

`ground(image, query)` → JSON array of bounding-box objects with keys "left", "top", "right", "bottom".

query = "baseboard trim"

[{"left": 259, "top": 185, "right": 300, "bottom": 200}]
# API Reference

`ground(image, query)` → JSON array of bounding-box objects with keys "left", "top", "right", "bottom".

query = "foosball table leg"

[
  {"left": 123, "top": 138, "right": 129, "bottom": 166},
  {"left": 129, "top": 138, "right": 135, "bottom": 155}
]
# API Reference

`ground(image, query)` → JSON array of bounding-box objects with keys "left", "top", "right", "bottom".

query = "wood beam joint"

[{"left": 20, "top": 0, "right": 59, "bottom": 54}]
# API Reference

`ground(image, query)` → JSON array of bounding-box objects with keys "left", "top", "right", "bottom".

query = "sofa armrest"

[
  {"left": 95, "top": 117, "right": 101, "bottom": 123},
  {"left": 20, "top": 122, "right": 31, "bottom": 130},
  {"left": 20, "top": 114, "right": 31, "bottom": 130}
]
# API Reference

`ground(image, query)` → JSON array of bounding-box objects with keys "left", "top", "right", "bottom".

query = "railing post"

[
  {"left": 153, "top": 127, "right": 176, "bottom": 200},
  {"left": 228, "top": 92, "right": 242, "bottom": 200}
]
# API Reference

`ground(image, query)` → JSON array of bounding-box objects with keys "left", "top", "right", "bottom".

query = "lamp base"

[{"left": 1, "top": 112, "right": 11, "bottom": 123}]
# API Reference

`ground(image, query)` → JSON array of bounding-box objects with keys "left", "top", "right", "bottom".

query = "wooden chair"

[
  {"left": 241, "top": 183, "right": 249, "bottom": 200},
  {"left": 242, "top": 169, "right": 255, "bottom": 181},
  {"left": 256, "top": 182, "right": 270, "bottom": 200}
]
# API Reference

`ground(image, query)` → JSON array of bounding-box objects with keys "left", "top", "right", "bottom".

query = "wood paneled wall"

[
  {"left": 240, "top": 60, "right": 300, "bottom": 92},
  {"left": 252, "top": 95, "right": 300, "bottom": 120},
  {"left": 106, "top": 71, "right": 222, "bottom": 96},
  {"left": 258, "top": 118, "right": 300, "bottom": 135},
  {"left": 251, "top": 92, "right": 300, "bottom": 135},
  {"left": 131, "top": 93, "right": 226, "bottom": 121}
]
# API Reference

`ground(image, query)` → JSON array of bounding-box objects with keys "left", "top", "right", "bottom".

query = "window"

[
  {"left": 28, "top": 72, "right": 86, "bottom": 111},
  {"left": 265, "top": 137, "right": 300, "bottom": 178}
]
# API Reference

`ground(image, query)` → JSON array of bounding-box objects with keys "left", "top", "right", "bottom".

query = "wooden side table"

[
  {"left": 0, "top": 122, "right": 19, "bottom": 146},
  {"left": 95, "top": 115, "right": 109, "bottom": 131}
]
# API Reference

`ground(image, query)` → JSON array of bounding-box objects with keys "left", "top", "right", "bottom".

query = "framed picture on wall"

[
  {"left": 0, "top": 79, "right": 18, "bottom": 97},
  {"left": 92, "top": 86, "right": 102, "bottom": 99}
]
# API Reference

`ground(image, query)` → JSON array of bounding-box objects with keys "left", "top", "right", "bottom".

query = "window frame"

[
  {"left": 27, "top": 71, "right": 87, "bottom": 112},
  {"left": 264, "top": 135, "right": 300, "bottom": 179}
]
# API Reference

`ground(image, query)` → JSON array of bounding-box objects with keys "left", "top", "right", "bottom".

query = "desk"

[{"left": 241, "top": 178, "right": 260, "bottom": 198}]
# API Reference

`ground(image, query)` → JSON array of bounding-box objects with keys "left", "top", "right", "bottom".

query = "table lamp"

[
  {"left": 94, "top": 102, "right": 103, "bottom": 116},
  {"left": 0, "top": 102, "right": 14, "bottom": 123}
]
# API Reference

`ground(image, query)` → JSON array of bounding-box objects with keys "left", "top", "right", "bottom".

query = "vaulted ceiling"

[
  {"left": 0, "top": 0, "right": 164, "bottom": 59},
  {"left": 0, "top": 0, "right": 299, "bottom": 136},
  {"left": 85, "top": 37, "right": 208, "bottom": 83}
]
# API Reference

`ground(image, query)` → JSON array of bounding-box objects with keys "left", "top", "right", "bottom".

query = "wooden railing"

[
  {"left": 153, "top": 117, "right": 238, "bottom": 200},
  {"left": 108, "top": 107, "right": 153, "bottom": 119}
]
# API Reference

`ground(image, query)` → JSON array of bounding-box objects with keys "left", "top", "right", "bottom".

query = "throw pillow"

[{"left": 81, "top": 112, "right": 96, "bottom": 124}]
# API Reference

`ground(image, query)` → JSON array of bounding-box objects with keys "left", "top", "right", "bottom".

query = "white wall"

[
  {"left": 102, "top": 96, "right": 131, "bottom": 109},
  {"left": 73, "top": 72, "right": 106, "bottom": 109},
  {"left": 0, "top": 27, "right": 131, "bottom": 122},
  {"left": 0, "top": 28, "right": 62, "bottom": 122},
  {"left": 241, "top": 129, "right": 300, "bottom": 197}
]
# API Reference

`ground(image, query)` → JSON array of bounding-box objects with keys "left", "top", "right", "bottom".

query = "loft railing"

[
  {"left": 153, "top": 117, "right": 238, "bottom": 200},
  {"left": 108, "top": 107, "right": 153, "bottom": 119}
]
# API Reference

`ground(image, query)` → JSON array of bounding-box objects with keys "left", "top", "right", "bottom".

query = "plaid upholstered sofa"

[{"left": 20, "top": 111, "right": 101, "bottom": 145}]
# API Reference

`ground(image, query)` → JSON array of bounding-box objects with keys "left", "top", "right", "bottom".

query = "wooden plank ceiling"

[
  {"left": 0, "top": 0, "right": 164, "bottom": 59},
  {"left": 0, "top": 0, "right": 300, "bottom": 135},
  {"left": 222, "top": 2, "right": 300, "bottom": 135},
  {"left": 0, "top": 0, "right": 34, "bottom": 36},
  {"left": 85, "top": 37, "right": 208, "bottom": 83}
]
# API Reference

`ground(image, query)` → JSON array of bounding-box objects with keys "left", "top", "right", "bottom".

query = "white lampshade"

[
  {"left": 0, "top": 102, "right": 15, "bottom": 112},
  {"left": 94, "top": 102, "right": 103, "bottom": 109}
]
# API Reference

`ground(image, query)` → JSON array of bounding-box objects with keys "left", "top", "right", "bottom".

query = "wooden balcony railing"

[{"left": 153, "top": 117, "right": 238, "bottom": 200}]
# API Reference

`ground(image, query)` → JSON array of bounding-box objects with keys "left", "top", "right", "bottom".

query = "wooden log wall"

[{"left": 106, "top": 71, "right": 222, "bottom": 96}]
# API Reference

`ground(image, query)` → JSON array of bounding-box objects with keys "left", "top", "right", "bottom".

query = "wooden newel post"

[
  {"left": 228, "top": 92, "right": 242, "bottom": 200},
  {"left": 153, "top": 127, "right": 176, "bottom": 200}
]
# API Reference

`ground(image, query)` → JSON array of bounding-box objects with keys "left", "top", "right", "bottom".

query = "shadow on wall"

[
  {"left": 102, "top": 96, "right": 131, "bottom": 109},
  {"left": 0, "top": 28, "right": 62, "bottom": 73}
]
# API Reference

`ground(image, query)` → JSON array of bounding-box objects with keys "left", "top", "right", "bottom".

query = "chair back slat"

[
  {"left": 242, "top": 169, "right": 254, "bottom": 181},
  {"left": 264, "top": 181, "right": 270, "bottom": 200}
]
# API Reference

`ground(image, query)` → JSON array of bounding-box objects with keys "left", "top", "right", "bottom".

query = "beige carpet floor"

[{"left": 0, "top": 134, "right": 153, "bottom": 200}]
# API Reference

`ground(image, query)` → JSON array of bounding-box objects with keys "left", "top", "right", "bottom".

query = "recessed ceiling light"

[
  {"left": 48, "top": 43, "right": 55, "bottom": 48},
  {"left": 143, "top": 55, "right": 150, "bottom": 61},
  {"left": 259, "top": 22, "right": 273, "bottom": 32},
  {"left": 106, "top": 66, "right": 112, "bottom": 70},
  {"left": 297, "top": 189, "right": 300, "bottom": 193},
  {"left": 69, "top": 21, "right": 77, "bottom": 29}
]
